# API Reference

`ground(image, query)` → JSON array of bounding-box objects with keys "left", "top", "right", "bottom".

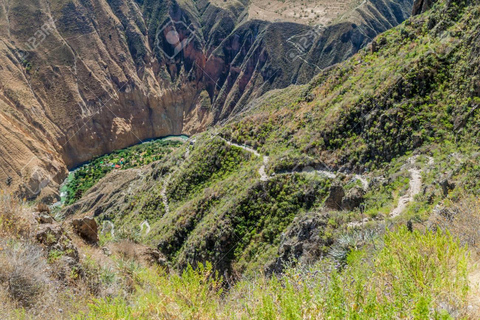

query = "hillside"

[
  {"left": 62, "top": 0, "right": 480, "bottom": 277},
  {"left": 1, "top": 0, "right": 480, "bottom": 318},
  {"left": 0, "top": 0, "right": 413, "bottom": 201}
]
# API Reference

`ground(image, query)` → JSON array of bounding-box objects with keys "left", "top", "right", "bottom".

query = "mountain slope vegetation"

[
  {"left": 62, "top": 0, "right": 480, "bottom": 277},
  {"left": 3, "top": 0, "right": 480, "bottom": 318}
]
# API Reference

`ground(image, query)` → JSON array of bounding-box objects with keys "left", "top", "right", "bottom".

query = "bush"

[
  {"left": 0, "top": 195, "right": 31, "bottom": 239},
  {"left": 0, "top": 241, "right": 48, "bottom": 308},
  {"left": 81, "top": 227, "right": 471, "bottom": 319}
]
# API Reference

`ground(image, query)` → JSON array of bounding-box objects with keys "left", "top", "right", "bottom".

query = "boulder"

[
  {"left": 325, "top": 185, "right": 345, "bottom": 210},
  {"left": 35, "top": 224, "right": 64, "bottom": 246},
  {"left": 71, "top": 216, "right": 99, "bottom": 244},
  {"left": 341, "top": 187, "right": 365, "bottom": 211},
  {"left": 102, "top": 247, "right": 112, "bottom": 256},
  {"left": 36, "top": 203, "right": 51, "bottom": 213}
]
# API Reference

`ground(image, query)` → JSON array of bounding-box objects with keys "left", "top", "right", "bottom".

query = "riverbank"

[{"left": 60, "top": 135, "right": 188, "bottom": 207}]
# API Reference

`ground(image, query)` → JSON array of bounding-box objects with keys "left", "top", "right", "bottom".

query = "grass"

[
  {"left": 0, "top": 192, "right": 476, "bottom": 319},
  {"left": 78, "top": 227, "right": 471, "bottom": 319},
  {"left": 3, "top": 0, "right": 480, "bottom": 318}
]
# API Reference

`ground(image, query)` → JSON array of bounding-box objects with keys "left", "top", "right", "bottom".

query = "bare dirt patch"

[
  {"left": 211, "top": 0, "right": 360, "bottom": 25},
  {"left": 253, "top": 0, "right": 359, "bottom": 25}
]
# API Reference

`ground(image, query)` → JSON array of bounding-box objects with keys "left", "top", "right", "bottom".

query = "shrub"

[
  {"left": 81, "top": 227, "right": 471, "bottom": 319},
  {"left": 0, "top": 195, "right": 31, "bottom": 239},
  {"left": 0, "top": 241, "right": 49, "bottom": 308}
]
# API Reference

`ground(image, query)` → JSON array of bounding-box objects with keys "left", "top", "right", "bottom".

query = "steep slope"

[
  {"left": 63, "top": 0, "right": 480, "bottom": 276},
  {"left": 0, "top": 0, "right": 413, "bottom": 200}
]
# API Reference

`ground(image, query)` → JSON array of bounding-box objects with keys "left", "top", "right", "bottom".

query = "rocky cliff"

[
  {"left": 0, "top": 0, "right": 413, "bottom": 200},
  {"left": 60, "top": 0, "right": 480, "bottom": 276}
]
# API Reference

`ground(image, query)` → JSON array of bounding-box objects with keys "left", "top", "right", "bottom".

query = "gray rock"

[{"left": 102, "top": 247, "right": 112, "bottom": 256}]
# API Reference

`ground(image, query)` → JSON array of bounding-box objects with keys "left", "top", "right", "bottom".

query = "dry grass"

[
  {"left": 429, "top": 196, "right": 480, "bottom": 255},
  {"left": 0, "top": 195, "right": 32, "bottom": 239},
  {"left": 427, "top": 196, "right": 480, "bottom": 317},
  {"left": 0, "top": 240, "right": 49, "bottom": 308},
  {"left": 0, "top": 195, "right": 91, "bottom": 318}
]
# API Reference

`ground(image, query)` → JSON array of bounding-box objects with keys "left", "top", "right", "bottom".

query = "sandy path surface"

[{"left": 390, "top": 167, "right": 422, "bottom": 217}]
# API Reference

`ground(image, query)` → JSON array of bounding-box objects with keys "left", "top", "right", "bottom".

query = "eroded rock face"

[
  {"left": 341, "top": 187, "right": 365, "bottom": 211},
  {"left": 35, "top": 223, "right": 79, "bottom": 261},
  {"left": 412, "top": 0, "right": 438, "bottom": 15},
  {"left": 325, "top": 185, "right": 345, "bottom": 210},
  {"left": 35, "top": 224, "right": 65, "bottom": 246},
  {"left": 34, "top": 219, "right": 82, "bottom": 282},
  {"left": 0, "top": 0, "right": 414, "bottom": 201}
]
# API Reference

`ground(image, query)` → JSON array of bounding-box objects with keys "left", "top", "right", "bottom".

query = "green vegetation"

[
  {"left": 80, "top": 227, "right": 471, "bottom": 319},
  {"left": 26, "top": 1, "right": 480, "bottom": 318},
  {"left": 64, "top": 0, "right": 480, "bottom": 280},
  {"left": 166, "top": 137, "right": 254, "bottom": 202},
  {"left": 64, "top": 138, "right": 184, "bottom": 205},
  {"left": 221, "top": 0, "right": 480, "bottom": 172}
]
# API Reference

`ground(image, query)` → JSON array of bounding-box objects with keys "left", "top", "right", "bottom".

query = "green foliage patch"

[{"left": 65, "top": 139, "right": 183, "bottom": 205}]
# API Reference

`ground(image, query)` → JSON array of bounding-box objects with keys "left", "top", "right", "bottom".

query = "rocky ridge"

[{"left": 0, "top": 0, "right": 413, "bottom": 201}]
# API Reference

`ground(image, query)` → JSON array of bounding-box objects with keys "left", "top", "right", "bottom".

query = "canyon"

[
  {"left": 2, "top": 0, "right": 480, "bottom": 317},
  {"left": 0, "top": 0, "right": 413, "bottom": 201}
]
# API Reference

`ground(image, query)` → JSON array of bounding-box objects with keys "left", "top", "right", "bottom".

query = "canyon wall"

[{"left": 0, "top": 0, "right": 413, "bottom": 200}]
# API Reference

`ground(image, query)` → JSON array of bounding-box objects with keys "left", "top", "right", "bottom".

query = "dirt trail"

[
  {"left": 316, "top": 170, "right": 336, "bottom": 179},
  {"left": 140, "top": 220, "right": 151, "bottom": 235},
  {"left": 220, "top": 138, "right": 270, "bottom": 181},
  {"left": 390, "top": 157, "right": 429, "bottom": 217},
  {"left": 354, "top": 174, "right": 369, "bottom": 191},
  {"left": 349, "top": 156, "right": 432, "bottom": 227},
  {"left": 390, "top": 168, "right": 422, "bottom": 217}
]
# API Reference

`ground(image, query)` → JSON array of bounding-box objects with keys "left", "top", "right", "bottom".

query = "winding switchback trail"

[
  {"left": 218, "top": 136, "right": 368, "bottom": 185},
  {"left": 219, "top": 137, "right": 270, "bottom": 181}
]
